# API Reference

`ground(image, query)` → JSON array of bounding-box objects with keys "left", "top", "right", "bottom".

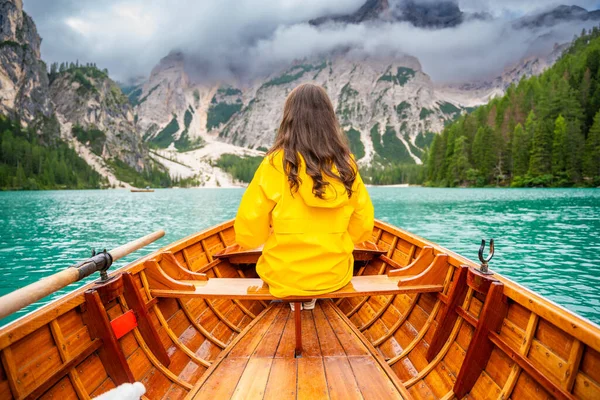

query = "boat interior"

[{"left": 0, "top": 219, "right": 599, "bottom": 399}]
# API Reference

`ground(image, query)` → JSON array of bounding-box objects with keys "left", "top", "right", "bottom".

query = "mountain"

[
  {"left": 132, "top": 2, "right": 600, "bottom": 183},
  {"left": 0, "top": 0, "right": 52, "bottom": 124},
  {"left": 514, "top": 5, "right": 600, "bottom": 29},
  {"left": 310, "top": 0, "right": 465, "bottom": 29},
  {"left": 48, "top": 66, "right": 154, "bottom": 183},
  {"left": 0, "top": 0, "right": 172, "bottom": 188},
  {"left": 425, "top": 28, "right": 600, "bottom": 188},
  {"left": 134, "top": 52, "right": 491, "bottom": 174},
  {"left": 4, "top": 0, "right": 600, "bottom": 188}
]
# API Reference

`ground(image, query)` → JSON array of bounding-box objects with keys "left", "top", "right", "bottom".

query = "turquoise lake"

[{"left": 0, "top": 188, "right": 599, "bottom": 327}]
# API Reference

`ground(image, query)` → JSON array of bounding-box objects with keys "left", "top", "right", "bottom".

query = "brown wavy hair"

[{"left": 268, "top": 83, "right": 356, "bottom": 199}]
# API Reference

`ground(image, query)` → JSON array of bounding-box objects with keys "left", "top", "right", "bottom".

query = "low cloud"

[{"left": 23, "top": 0, "right": 600, "bottom": 84}]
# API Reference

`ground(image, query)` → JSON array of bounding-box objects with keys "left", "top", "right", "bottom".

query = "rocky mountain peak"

[
  {"left": 311, "top": 0, "right": 463, "bottom": 29},
  {"left": 514, "top": 4, "right": 600, "bottom": 29},
  {"left": 0, "top": 0, "right": 51, "bottom": 123},
  {"left": 49, "top": 66, "right": 150, "bottom": 172}
]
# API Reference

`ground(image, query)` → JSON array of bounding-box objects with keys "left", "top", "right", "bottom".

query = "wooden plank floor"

[{"left": 185, "top": 300, "right": 411, "bottom": 399}]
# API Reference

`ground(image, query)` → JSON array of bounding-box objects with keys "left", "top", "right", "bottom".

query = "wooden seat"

[
  {"left": 213, "top": 241, "right": 387, "bottom": 264},
  {"left": 184, "top": 301, "right": 412, "bottom": 399},
  {"left": 149, "top": 275, "right": 445, "bottom": 300},
  {"left": 145, "top": 248, "right": 451, "bottom": 359}
]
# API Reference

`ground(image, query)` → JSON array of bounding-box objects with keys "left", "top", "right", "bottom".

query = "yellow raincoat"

[{"left": 234, "top": 151, "right": 374, "bottom": 298}]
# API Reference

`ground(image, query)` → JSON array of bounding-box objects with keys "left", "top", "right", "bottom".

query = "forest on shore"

[
  {"left": 2, "top": 29, "right": 600, "bottom": 189},
  {"left": 425, "top": 28, "right": 600, "bottom": 188}
]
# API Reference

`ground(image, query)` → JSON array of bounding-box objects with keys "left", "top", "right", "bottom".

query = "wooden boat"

[
  {"left": 131, "top": 189, "right": 155, "bottom": 193},
  {"left": 0, "top": 219, "right": 599, "bottom": 399}
]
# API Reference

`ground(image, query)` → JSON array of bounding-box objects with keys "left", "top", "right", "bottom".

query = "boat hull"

[{"left": 0, "top": 219, "right": 598, "bottom": 399}]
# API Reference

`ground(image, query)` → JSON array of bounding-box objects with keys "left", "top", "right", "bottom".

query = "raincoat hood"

[{"left": 295, "top": 153, "right": 350, "bottom": 209}]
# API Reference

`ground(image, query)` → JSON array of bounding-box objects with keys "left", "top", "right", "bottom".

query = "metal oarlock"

[
  {"left": 478, "top": 238, "right": 494, "bottom": 275},
  {"left": 71, "top": 248, "right": 113, "bottom": 281}
]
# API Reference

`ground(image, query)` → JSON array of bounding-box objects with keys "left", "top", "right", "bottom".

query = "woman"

[{"left": 234, "top": 83, "right": 374, "bottom": 309}]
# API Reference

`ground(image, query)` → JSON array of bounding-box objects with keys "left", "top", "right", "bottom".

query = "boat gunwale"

[
  {"left": 0, "top": 218, "right": 598, "bottom": 356},
  {"left": 374, "top": 219, "right": 600, "bottom": 352},
  {"left": 0, "top": 220, "right": 235, "bottom": 348}
]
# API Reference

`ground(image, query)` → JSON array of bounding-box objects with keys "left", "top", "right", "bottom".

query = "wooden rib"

[
  {"left": 407, "top": 244, "right": 416, "bottom": 262},
  {"left": 404, "top": 316, "right": 464, "bottom": 388},
  {"left": 328, "top": 301, "right": 413, "bottom": 399},
  {"left": 373, "top": 294, "right": 420, "bottom": 347},
  {"left": 178, "top": 299, "right": 227, "bottom": 349},
  {"left": 563, "top": 339, "right": 584, "bottom": 392},
  {"left": 498, "top": 313, "right": 539, "bottom": 399},
  {"left": 387, "top": 299, "right": 442, "bottom": 365},
  {"left": 49, "top": 319, "right": 68, "bottom": 360},
  {"left": 345, "top": 237, "right": 398, "bottom": 314},
  {"left": 117, "top": 295, "right": 193, "bottom": 390},
  {"left": 345, "top": 296, "right": 370, "bottom": 318},
  {"left": 374, "top": 219, "right": 600, "bottom": 353},
  {"left": 213, "top": 264, "right": 256, "bottom": 319},
  {"left": 522, "top": 313, "right": 539, "bottom": 354},
  {"left": 23, "top": 340, "right": 102, "bottom": 400},
  {"left": 200, "top": 239, "right": 214, "bottom": 262},
  {"left": 378, "top": 242, "right": 396, "bottom": 276},
  {"left": 185, "top": 305, "right": 277, "bottom": 399},
  {"left": 358, "top": 229, "right": 386, "bottom": 278},
  {"left": 195, "top": 259, "right": 222, "bottom": 274},
  {"left": 69, "top": 370, "right": 91, "bottom": 400},
  {"left": 359, "top": 295, "right": 395, "bottom": 331},
  {"left": 382, "top": 237, "right": 399, "bottom": 273},
  {"left": 439, "top": 392, "right": 456, "bottom": 400},
  {"left": 139, "top": 270, "right": 153, "bottom": 299},
  {"left": 489, "top": 331, "right": 575, "bottom": 400},
  {"left": 456, "top": 307, "right": 478, "bottom": 327},
  {"left": 217, "top": 231, "right": 227, "bottom": 245},
  {"left": 132, "top": 327, "right": 193, "bottom": 390},
  {"left": 427, "top": 266, "right": 468, "bottom": 361},
  {"left": 143, "top": 268, "right": 240, "bottom": 341},
  {"left": 1, "top": 346, "right": 21, "bottom": 398},
  {"left": 204, "top": 299, "right": 242, "bottom": 333},
  {"left": 181, "top": 247, "right": 193, "bottom": 270},
  {"left": 152, "top": 303, "right": 212, "bottom": 368},
  {"left": 49, "top": 320, "right": 90, "bottom": 400}
]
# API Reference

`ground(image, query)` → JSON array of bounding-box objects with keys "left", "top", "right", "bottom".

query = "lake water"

[{"left": 1, "top": 188, "right": 599, "bottom": 327}]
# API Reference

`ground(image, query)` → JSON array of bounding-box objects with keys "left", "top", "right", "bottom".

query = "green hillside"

[
  {"left": 0, "top": 116, "right": 104, "bottom": 190},
  {"left": 426, "top": 28, "right": 600, "bottom": 187}
]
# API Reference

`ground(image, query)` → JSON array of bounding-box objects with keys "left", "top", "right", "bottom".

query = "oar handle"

[
  {"left": 0, "top": 230, "right": 165, "bottom": 321},
  {"left": 109, "top": 230, "right": 165, "bottom": 262},
  {"left": 0, "top": 268, "right": 80, "bottom": 322}
]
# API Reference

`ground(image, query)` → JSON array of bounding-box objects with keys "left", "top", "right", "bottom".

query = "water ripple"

[{"left": 0, "top": 187, "right": 599, "bottom": 327}]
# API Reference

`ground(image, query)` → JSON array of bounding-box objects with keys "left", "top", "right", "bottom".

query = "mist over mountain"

[
  {"left": 4, "top": 0, "right": 600, "bottom": 188},
  {"left": 310, "top": 0, "right": 468, "bottom": 29},
  {"left": 23, "top": 0, "right": 600, "bottom": 84}
]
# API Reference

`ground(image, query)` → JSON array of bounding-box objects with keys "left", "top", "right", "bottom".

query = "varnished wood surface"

[
  {"left": 0, "top": 218, "right": 598, "bottom": 400},
  {"left": 150, "top": 276, "right": 443, "bottom": 300},
  {"left": 185, "top": 301, "right": 412, "bottom": 399}
]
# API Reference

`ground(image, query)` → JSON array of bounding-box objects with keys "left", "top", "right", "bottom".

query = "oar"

[{"left": 0, "top": 230, "right": 165, "bottom": 320}]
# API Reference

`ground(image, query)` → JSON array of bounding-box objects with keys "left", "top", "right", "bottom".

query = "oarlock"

[{"left": 478, "top": 238, "right": 494, "bottom": 275}]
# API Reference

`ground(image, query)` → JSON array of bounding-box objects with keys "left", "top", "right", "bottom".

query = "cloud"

[{"left": 22, "top": 0, "right": 600, "bottom": 83}]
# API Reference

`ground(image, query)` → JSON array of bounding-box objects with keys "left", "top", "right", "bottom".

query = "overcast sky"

[{"left": 22, "top": 0, "right": 600, "bottom": 84}]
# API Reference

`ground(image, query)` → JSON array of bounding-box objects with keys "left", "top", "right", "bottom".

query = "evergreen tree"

[
  {"left": 583, "top": 110, "right": 600, "bottom": 181},
  {"left": 449, "top": 136, "right": 471, "bottom": 186},
  {"left": 511, "top": 123, "right": 529, "bottom": 177},
  {"left": 552, "top": 115, "right": 567, "bottom": 175},
  {"left": 529, "top": 120, "right": 553, "bottom": 177},
  {"left": 472, "top": 126, "right": 497, "bottom": 181}
]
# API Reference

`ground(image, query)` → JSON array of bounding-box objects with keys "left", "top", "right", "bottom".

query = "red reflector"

[{"left": 111, "top": 310, "right": 137, "bottom": 339}]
